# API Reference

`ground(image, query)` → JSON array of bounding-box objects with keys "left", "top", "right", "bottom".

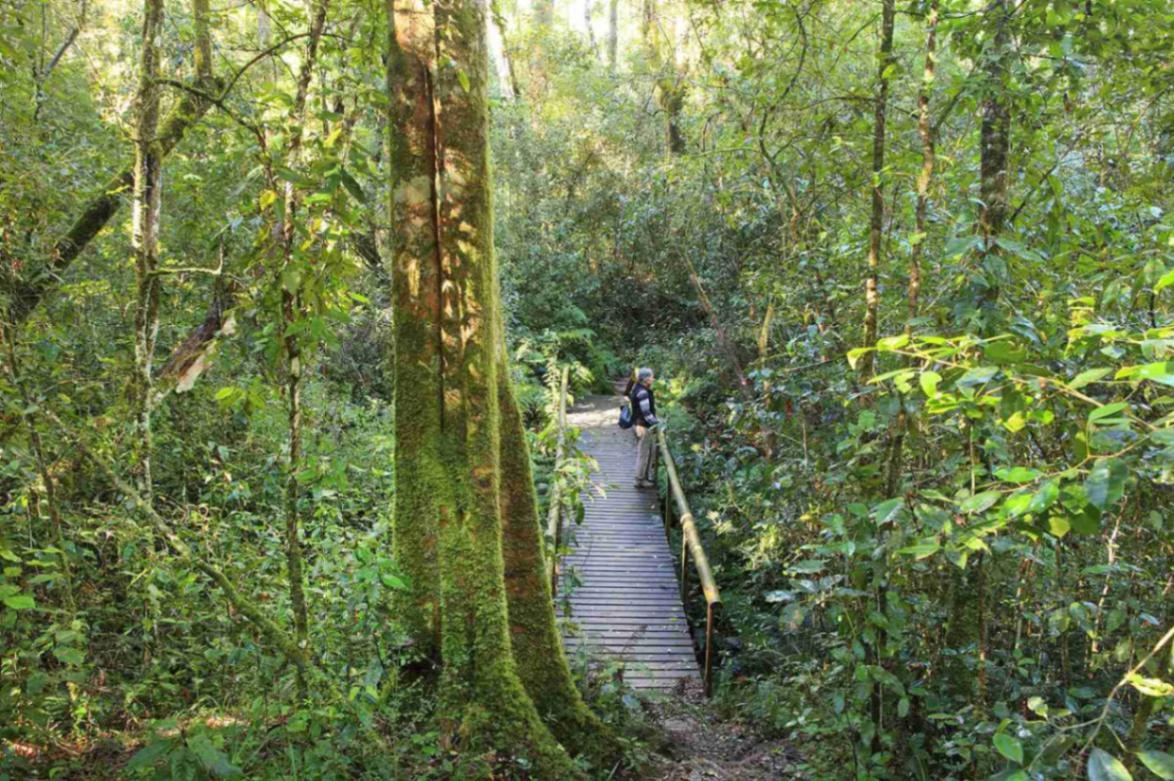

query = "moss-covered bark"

[
  {"left": 388, "top": 0, "right": 606, "bottom": 775},
  {"left": 388, "top": 0, "right": 443, "bottom": 656}
]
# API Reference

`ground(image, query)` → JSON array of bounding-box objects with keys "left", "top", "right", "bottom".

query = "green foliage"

[{"left": 3, "top": 0, "right": 1172, "bottom": 775}]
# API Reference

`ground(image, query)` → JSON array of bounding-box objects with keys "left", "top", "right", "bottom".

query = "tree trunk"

[
  {"left": 607, "top": 0, "right": 618, "bottom": 70},
  {"left": 909, "top": 0, "right": 937, "bottom": 333},
  {"left": 584, "top": 0, "right": 598, "bottom": 58},
  {"left": 388, "top": 0, "right": 598, "bottom": 773},
  {"left": 193, "top": 0, "right": 212, "bottom": 81},
  {"left": 387, "top": 0, "right": 444, "bottom": 658},
  {"left": 978, "top": 0, "right": 1011, "bottom": 305},
  {"left": 130, "top": 0, "right": 165, "bottom": 500},
  {"left": 861, "top": 0, "right": 894, "bottom": 381},
  {"left": 642, "top": 0, "right": 686, "bottom": 155},
  {"left": 277, "top": 0, "right": 329, "bottom": 699}
]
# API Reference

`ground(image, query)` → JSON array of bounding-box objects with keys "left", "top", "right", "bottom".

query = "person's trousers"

[{"left": 634, "top": 425, "right": 656, "bottom": 482}]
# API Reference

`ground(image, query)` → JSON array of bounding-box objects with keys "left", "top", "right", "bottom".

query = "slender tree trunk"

[
  {"left": 32, "top": 25, "right": 79, "bottom": 122},
  {"left": 642, "top": 0, "right": 686, "bottom": 155},
  {"left": 277, "top": 0, "right": 329, "bottom": 699},
  {"left": 584, "top": 0, "right": 598, "bottom": 58},
  {"left": 489, "top": 0, "right": 522, "bottom": 99},
  {"left": 3, "top": 335, "right": 75, "bottom": 611},
  {"left": 607, "top": 0, "right": 618, "bottom": 70},
  {"left": 193, "top": 0, "right": 212, "bottom": 81},
  {"left": 130, "top": 0, "right": 165, "bottom": 500},
  {"left": 909, "top": 0, "right": 937, "bottom": 333},
  {"left": 978, "top": 0, "right": 1011, "bottom": 305},
  {"left": 861, "top": 0, "right": 894, "bottom": 381}
]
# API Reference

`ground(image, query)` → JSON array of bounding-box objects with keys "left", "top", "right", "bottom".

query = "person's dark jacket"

[{"left": 630, "top": 383, "right": 659, "bottom": 427}]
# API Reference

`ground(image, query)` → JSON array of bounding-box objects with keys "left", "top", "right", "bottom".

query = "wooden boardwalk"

[{"left": 557, "top": 395, "right": 700, "bottom": 691}]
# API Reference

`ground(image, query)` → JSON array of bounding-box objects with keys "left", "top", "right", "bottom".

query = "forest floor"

[{"left": 637, "top": 681, "right": 803, "bottom": 781}]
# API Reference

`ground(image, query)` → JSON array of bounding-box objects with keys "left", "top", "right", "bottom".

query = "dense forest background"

[{"left": 1, "top": 0, "right": 1172, "bottom": 778}]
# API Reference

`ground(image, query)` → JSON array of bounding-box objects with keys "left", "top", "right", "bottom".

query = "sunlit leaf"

[{"left": 1087, "top": 748, "right": 1132, "bottom": 781}]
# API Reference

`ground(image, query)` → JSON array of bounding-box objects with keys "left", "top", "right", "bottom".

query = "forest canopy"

[{"left": 1, "top": 0, "right": 1172, "bottom": 778}]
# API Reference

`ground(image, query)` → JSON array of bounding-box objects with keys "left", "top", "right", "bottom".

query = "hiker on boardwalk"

[{"left": 630, "top": 367, "right": 659, "bottom": 488}]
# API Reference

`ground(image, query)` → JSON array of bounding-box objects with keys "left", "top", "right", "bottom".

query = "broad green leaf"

[
  {"left": 877, "top": 334, "right": 909, "bottom": 351},
  {"left": 338, "top": 167, "right": 367, "bottom": 203},
  {"left": 1069, "top": 368, "right": 1112, "bottom": 390},
  {"left": 1138, "top": 750, "right": 1174, "bottom": 780},
  {"left": 958, "top": 366, "right": 999, "bottom": 387},
  {"left": 1087, "top": 748, "right": 1132, "bottom": 781},
  {"left": 960, "top": 491, "right": 1001, "bottom": 513},
  {"left": 871, "top": 498, "right": 903, "bottom": 524},
  {"left": 1086, "top": 458, "right": 1127, "bottom": 510},
  {"left": 3, "top": 594, "right": 35, "bottom": 610},
  {"left": 1116, "top": 361, "right": 1174, "bottom": 387},
  {"left": 994, "top": 732, "right": 1024, "bottom": 764},
  {"left": 1088, "top": 402, "right": 1129, "bottom": 424},
  {"left": 1047, "top": 515, "right": 1071, "bottom": 537},
  {"left": 897, "top": 540, "right": 939, "bottom": 559},
  {"left": 1029, "top": 480, "right": 1059, "bottom": 513},
  {"left": 1155, "top": 268, "right": 1174, "bottom": 293},
  {"left": 919, "top": 370, "right": 941, "bottom": 398},
  {"left": 1126, "top": 673, "right": 1174, "bottom": 697},
  {"left": 53, "top": 646, "right": 85, "bottom": 665},
  {"left": 1003, "top": 491, "right": 1033, "bottom": 517},
  {"left": 846, "top": 347, "right": 872, "bottom": 369},
  {"left": 380, "top": 572, "right": 407, "bottom": 589},
  {"left": 995, "top": 466, "right": 1041, "bottom": 484},
  {"left": 788, "top": 559, "right": 827, "bottom": 574},
  {"left": 985, "top": 341, "right": 1027, "bottom": 365}
]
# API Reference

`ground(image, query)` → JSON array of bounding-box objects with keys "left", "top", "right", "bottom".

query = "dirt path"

[{"left": 636, "top": 682, "right": 803, "bottom": 780}]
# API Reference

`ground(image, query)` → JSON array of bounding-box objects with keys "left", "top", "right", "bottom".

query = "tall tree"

[
  {"left": 607, "top": 0, "right": 618, "bottom": 70},
  {"left": 977, "top": 0, "right": 1012, "bottom": 307},
  {"left": 860, "top": 0, "right": 894, "bottom": 381},
  {"left": 130, "top": 0, "right": 165, "bottom": 498},
  {"left": 908, "top": 0, "right": 938, "bottom": 332},
  {"left": 387, "top": 0, "right": 608, "bottom": 772},
  {"left": 275, "top": 0, "right": 330, "bottom": 698}
]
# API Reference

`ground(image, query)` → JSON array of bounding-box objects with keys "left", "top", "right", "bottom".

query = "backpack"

[
  {"left": 618, "top": 399, "right": 634, "bottom": 429},
  {"left": 617, "top": 374, "right": 636, "bottom": 429}
]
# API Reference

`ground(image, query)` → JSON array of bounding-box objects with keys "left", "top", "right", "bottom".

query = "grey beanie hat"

[{"left": 637, "top": 367, "right": 654, "bottom": 382}]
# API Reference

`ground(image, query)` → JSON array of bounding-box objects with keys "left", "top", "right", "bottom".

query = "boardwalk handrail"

[
  {"left": 656, "top": 426, "right": 722, "bottom": 696},
  {"left": 543, "top": 366, "right": 570, "bottom": 597}
]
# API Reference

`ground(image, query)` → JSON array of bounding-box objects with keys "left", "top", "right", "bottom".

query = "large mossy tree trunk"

[{"left": 388, "top": 0, "right": 608, "bottom": 774}]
